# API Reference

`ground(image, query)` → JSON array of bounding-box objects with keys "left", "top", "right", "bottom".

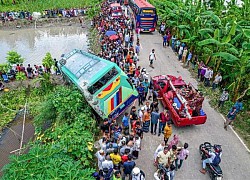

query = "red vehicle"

[
  {"left": 152, "top": 75, "right": 207, "bottom": 127},
  {"left": 110, "top": 3, "right": 123, "bottom": 18}
]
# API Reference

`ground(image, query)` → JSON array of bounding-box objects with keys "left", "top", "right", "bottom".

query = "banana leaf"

[{"left": 213, "top": 52, "right": 239, "bottom": 61}]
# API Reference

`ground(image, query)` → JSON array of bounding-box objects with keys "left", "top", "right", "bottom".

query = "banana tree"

[{"left": 220, "top": 49, "right": 250, "bottom": 101}]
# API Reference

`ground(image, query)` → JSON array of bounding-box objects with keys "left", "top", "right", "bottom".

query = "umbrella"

[
  {"left": 109, "top": 35, "right": 119, "bottom": 40},
  {"left": 105, "top": 30, "right": 116, "bottom": 36}
]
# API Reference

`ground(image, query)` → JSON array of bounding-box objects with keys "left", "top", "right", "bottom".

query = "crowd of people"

[
  {"left": 0, "top": 8, "right": 87, "bottom": 22},
  {"left": 0, "top": 60, "right": 60, "bottom": 90}
]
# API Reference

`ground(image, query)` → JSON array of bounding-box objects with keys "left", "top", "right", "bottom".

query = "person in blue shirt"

[
  {"left": 142, "top": 79, "right": 150, "bottom": 101},
  {"left": 163, "top": 34, "right": 167, "bottom": 47},
  {"left": 137, "top": 83, "right": 145, "bottom": 106},
  {"left": 186, "top": 51, "right": 192, "bottom": 66},
  {"left": 122, "top": 112, "right": 130, "bottom": 133},
  {"left": 233, "top": 99, "right": 243, "bottom": 113},
  {"left": 122, "top": 155, "right": 136, "bottom": 179}
]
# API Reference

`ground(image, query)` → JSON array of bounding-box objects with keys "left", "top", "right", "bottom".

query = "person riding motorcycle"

[{"left": 200, "top": 145, "right": 222, "bottom": 174}]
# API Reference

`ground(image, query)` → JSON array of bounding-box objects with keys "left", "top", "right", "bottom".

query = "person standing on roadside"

[
  {"left": 122, "top": 112, "right": 130, "bottom": 134},
  {"left": 175, "top": 143, "right": 189, "bottom": 170},
  {"left": 212, "top": 72, "right": 222, "bottom": 90},
  {"left": 224, "top": 106, "right": 237, "bottom": 131},
  {"left": 163, "top": 33, "right": 167, "bottom": 47},
  {"left": 164, "top": 122, "right": 172, "bottom": 145},
  {"left": 137, "top": 83, "right": 145, "bottom": 106},
  {"left": 158, "top": 108, "right": 169, "bottom": 136},
  {"left": 122, "top": 154, "right": 136, "bottom": 179},
  {"left": 149, "top": 49, "right": 156, "bottom": 68},
  {"left": 151, "top": 108, "right": 160, "bottom": 135},
  {"left": 217, "top": 89, "right": 229, "bottom": 108}
]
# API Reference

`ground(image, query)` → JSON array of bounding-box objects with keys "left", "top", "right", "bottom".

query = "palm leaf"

[
  {"left": 198, "top": 28, "right": 214, "bottom": 36},
  {"left": 198, "top": 39, "right": 221, "bottom": 46},
  {"left": 243, "top": 29, "right": 250, "bottom": 38},
  {"left": 202, "top": 11, "right": 221, "bottom": 26},
  {"left": 242, "top": 42, "right": 250, "bottom": 50},
  {"left": 213, "top": 52, "right": 239, "bottom": 61}
]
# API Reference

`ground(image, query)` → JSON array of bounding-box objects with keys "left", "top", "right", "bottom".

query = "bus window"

[
  {"left": 88, "top": 67, "right": 118, "bottom": 94},
  {"left": 126, "top": 78, "right": 134, "bottom": 89}
]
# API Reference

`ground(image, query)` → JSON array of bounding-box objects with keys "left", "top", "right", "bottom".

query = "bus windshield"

[
  {"left": 141, "top": 8, "right": 156, "bottom": 15},
  {"left": 88, "top": 67, "right": 118, "bottom": 94}
]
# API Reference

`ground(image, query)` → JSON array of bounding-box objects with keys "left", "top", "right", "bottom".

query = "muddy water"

[
  {"left": 0, "top": 115, "right": 34, "bottom": 176},
  {"left": 0, "top": 25, "right": 88, "bottom": 66}
]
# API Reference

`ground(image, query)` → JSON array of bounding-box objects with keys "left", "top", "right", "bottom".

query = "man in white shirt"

[
  {"left": 204, "top": 67, "right": 213, "bottom": 87},
  {"left": 149, "top": 49, "right": 156, "bottom": 68},
  {"left": 212, "top": 72, "right": 222, "bottom": 90},
  {"left": 102, "top": 155, "right": 114, "bottom": 170}
]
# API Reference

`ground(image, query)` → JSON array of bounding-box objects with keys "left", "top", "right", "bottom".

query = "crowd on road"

[{"left": 90, "top": 1, "right": 192, "bottom": 180}]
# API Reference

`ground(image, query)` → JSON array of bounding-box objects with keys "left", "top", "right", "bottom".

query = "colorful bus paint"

[
  {"left": 58, "top": 49, "right": 138, "bottom": 119},
  {"left": 129, "top": 0, "right": 157, "bottom": 32}
]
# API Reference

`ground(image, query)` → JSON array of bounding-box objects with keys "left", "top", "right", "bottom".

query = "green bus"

[{"left": 59, "top": 49, "right": 138, "bottom": 119}]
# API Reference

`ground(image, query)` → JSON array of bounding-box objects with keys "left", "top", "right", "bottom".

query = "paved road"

[{"left": 133, "top": 32, "right": 250, "bottom": 180}]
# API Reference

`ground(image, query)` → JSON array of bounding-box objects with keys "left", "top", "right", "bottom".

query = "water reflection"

[{"left": 0, "top": 26, "right": 88, "bottom": 66}]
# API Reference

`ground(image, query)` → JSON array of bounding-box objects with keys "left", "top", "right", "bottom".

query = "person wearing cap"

[
  {"left": 95, "top": 149, "right": 106, "bottom": 170},
  {"left": 164, "top": 122, "right": 172, "bottom": 145},
  {"left": 131, "top": 167, "right": 145, "bottom": 180}
]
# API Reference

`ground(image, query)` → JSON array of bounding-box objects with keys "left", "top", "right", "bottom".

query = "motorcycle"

[
  {"left": 199, "top": 142, "right": 223, "bottom": 180},
  {"left": 154, "top": 164, "right": 170, "bottom": 180}
]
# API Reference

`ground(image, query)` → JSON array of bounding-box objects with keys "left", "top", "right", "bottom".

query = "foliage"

[
  {"left": 2, "top": 86, "right": 98, "bottom": 179},
  {"left": 6, "top": 51, "right": 24, "bottom": 65},
  {"left": 42, "top": 52, "right": 54, "bottom": 69},
  {"left": 32, "top": 73, "right": 53, "bottom": 93},
  {"left": 15, "top": 71, "right": 27, "bottom": 86},
  {"left": 149, "top": 0, "right": 250, "bottom": 101},
  {"left": 0, "top": 63, "right": 9, "bottom": 73}
]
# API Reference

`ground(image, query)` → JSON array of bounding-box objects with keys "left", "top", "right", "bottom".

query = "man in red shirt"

[{"left": 158, "top": 108, "right": 169, "bottom": 136}]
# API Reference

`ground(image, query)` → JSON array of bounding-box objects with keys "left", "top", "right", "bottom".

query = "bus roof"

[
  {"left": 60, "top": 49, "right": 114, "bottom": 84},
  {"left": 110, "top": 3, "right": 121, "bottom": 7},
  {"left": 134, "top": 0, "right": 155, "bottom": 8}
]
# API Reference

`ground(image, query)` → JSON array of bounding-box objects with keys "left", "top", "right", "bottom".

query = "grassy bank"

[{"left": 1, "top": 85, "right": 98, "bottom": 179}]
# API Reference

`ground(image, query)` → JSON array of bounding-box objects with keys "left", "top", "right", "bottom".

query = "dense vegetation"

[
  {"left": 149, "top": 0, "right": 250, "bottom": 144},
  {"left": 1, "top": 86, "right": 98, "bottom": 179}
]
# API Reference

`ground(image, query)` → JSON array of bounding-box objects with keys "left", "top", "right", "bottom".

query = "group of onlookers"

[{"left": 0, "top": 8, "right": 87, "bottom": 22}]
